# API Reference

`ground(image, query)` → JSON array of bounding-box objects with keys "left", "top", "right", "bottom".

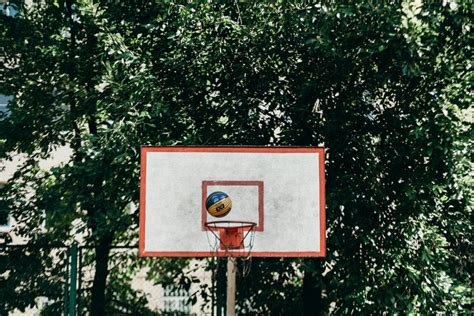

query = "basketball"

[{"left": 206, "top": 191, "right": 232, "bottom": 218}]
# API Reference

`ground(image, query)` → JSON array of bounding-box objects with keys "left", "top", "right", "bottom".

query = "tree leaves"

[{"left": 0, "top": 1, "right": 471, "bottom": 314}]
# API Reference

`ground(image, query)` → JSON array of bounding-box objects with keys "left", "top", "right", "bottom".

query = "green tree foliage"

[{"left": 0, "top": 1, "right": 471, "bottom": 314}]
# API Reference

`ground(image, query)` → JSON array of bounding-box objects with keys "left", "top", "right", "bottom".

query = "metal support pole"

[
  {"left": 226, "top": 257, "right": 236, "bottom": 316},
  {"left": 211, "top": 258, "right": 215, "bottom": 316},
  {"left": 217, "top": 261, "right": 224, "bottom": 316},
  {"left": 69, "top": 244, "right": 78, "bottom": 316}
]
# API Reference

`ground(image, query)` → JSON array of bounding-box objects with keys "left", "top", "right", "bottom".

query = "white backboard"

[{"left": 140, "top": 147, "right": 325, "bottom": 257}]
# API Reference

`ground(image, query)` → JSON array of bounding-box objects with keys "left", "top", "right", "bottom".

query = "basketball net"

[{"left": 204, "top": 220, "right": 256, "bottom": 277}]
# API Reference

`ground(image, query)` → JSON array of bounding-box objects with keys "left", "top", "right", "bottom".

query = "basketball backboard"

[{"left": 139, "top": 146, "right": 325, "bottom": 257}]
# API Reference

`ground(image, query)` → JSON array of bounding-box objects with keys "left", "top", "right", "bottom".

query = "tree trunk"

[
  {"left": 303, "top": 259, "right": 322, "bottom": 316},
  {"left": 90, "top": 235, "right": 113, "bottom": 316}
]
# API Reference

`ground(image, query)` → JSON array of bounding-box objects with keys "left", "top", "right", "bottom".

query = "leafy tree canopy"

[{"left": 0, "top": 0, "right": 471, "bottom": 314}]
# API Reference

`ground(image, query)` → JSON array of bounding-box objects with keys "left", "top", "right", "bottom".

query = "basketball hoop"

[
  {"left": 205, "top": 220, "right": 256, "bottom": 283},
  {"left": 204, "top": 220, "right": 256, "bottom": 258}
]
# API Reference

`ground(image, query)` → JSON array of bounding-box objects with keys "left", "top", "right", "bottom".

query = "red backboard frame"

[{"left": 139, "top": 146, "right": 326, "bottom": 257}]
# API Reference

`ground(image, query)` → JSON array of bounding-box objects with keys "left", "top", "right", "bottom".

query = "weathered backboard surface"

[{"left": 140, "top": 147, "right": 325, "bottom": 257}]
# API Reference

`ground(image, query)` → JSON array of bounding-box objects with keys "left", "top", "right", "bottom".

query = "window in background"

[
  {"left": 0, "top": 94, "right": 12, "bottom": 116},
  {"left": 162, "top": 285, "right": 191, "bottom": 314},
  {"left": 0, "top": 183, "right": 11, "bottom": 232},
  {"left": 0, "top": 1, "right": 18, "bottom": 17}
]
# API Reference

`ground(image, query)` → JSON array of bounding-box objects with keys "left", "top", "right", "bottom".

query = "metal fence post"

[
  {"left": 69, "top": 244, "right": 78, "bottom": 316},
  {"left": 64, "top": 248, "right": 70, "bottom": 316},
  {"left": 77, "top": 247, "right": 82, "bottom": 315}
]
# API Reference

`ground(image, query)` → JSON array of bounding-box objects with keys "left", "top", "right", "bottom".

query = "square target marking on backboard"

[
  {"left": 201, "top": 180, "right": 264, "bottom": 231},
  {"left": 140, "top": 146, "right": 325, "bottom": 257}
]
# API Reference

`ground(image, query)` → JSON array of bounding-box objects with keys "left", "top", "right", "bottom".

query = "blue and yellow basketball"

[{"left": 206, "top": 191, "right": 232, "bottom": 218}]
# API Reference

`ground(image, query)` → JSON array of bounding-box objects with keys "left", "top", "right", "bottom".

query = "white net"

[{"left": 205, "top": 220, "right": 256, "bottom": 277}]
